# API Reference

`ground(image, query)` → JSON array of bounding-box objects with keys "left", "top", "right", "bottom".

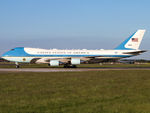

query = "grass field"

[{"left": 0, "top": 70, "right": 150, "bottom": 113}]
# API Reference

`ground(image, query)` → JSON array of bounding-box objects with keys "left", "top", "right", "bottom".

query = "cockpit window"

[{"left": 10, "top": 49, "right": 15, "bottom": 51}]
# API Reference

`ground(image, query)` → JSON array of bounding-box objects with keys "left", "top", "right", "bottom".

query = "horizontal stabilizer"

[{"left": 123, "top": 50, "right": 147, "bottom": 55}]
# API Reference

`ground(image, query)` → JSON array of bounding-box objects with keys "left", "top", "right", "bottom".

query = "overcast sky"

[{"left": 0, "top": 0, "right": 150, "bottom": 59}]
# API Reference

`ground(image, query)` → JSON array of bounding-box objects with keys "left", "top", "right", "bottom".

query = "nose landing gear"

[{"left": 15, "top": 62, "right": 20, "bottom": 68}]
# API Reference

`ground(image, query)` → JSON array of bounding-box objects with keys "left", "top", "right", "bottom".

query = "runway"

[{"left": 0, "top": 67, "right": 150, "bottom": 72}]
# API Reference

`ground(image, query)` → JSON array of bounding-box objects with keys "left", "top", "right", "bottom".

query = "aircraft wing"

[
  {"left": 30, "top": 57, "right": 71, "bottom": 64},
  {"left": 30, "top": 58, "right": 41, "bottom": 64},
  {"left": 30, "top": 55, "right": 121, "bottom": 64}
]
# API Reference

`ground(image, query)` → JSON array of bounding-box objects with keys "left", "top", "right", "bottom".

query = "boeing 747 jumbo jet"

[{"left": 1, "top": 29, "right": 146, "bottom": 68}]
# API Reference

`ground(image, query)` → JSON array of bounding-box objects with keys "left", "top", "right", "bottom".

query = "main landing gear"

[
  {"left": 15, "top": 62, "right": 20, "bottom": 68},
  {"left": 63, "top": 64, "right": 77, "bottom": 68}
]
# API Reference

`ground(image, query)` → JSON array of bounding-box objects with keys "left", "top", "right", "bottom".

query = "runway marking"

[{"left": 0, "top": 67, "right": 150, "bottom": 72}]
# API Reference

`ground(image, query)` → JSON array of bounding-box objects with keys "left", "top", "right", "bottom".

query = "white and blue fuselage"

[
  {"left": 2, "top": 47, "right": 136, "bottom": 63},
  {"left": 1, "top": 29, "right": 146, "bottom": 67}
]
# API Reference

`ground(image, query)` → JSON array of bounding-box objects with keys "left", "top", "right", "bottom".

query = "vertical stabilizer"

[{"left": 115, "top": 29, "right": 146, "bottom": 50}]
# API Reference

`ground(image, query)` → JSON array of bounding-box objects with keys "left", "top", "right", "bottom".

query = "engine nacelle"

[
  {"left": 50, "top": 60, "right": 59, "bottom": 66},
  {"left": 71, "top": 58, "right": 80, "bottom": 65}
]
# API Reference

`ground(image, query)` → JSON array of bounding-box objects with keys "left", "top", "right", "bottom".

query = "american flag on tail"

[{"left": 132, "top": 38, "right": 138, "bottom": 42}]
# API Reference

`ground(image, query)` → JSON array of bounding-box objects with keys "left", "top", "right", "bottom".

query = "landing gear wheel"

[
  {"left": 15, "top": 62, "right": 19, "bottom": 68},
  {"left": 16, "top": 65, "right": 20, "bottom": 68},
  {"left": 72, "top": 65, "right": 77, "bottom": 68},
  {"left": 64, "top": 64, "right": 69, "bottom": 68},
  {"left": 63, "top": 64, "right": 77, "bottom": 68}
]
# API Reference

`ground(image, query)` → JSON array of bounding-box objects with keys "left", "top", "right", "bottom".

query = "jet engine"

[
  {"left": 49, "top": 60, "right": 59, "bottom": 66},
  {"left": 71, "top": 58, "right": 80, "bottom": 65}
]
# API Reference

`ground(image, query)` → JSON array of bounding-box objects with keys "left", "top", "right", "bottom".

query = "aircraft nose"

[{"left": 1, "top": 51, "right": 10, "bottom": 57}]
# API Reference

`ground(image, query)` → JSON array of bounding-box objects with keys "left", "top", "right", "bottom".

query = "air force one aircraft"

[{"left": 1, "top": 29, "right": 147, "bottom": 68}]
